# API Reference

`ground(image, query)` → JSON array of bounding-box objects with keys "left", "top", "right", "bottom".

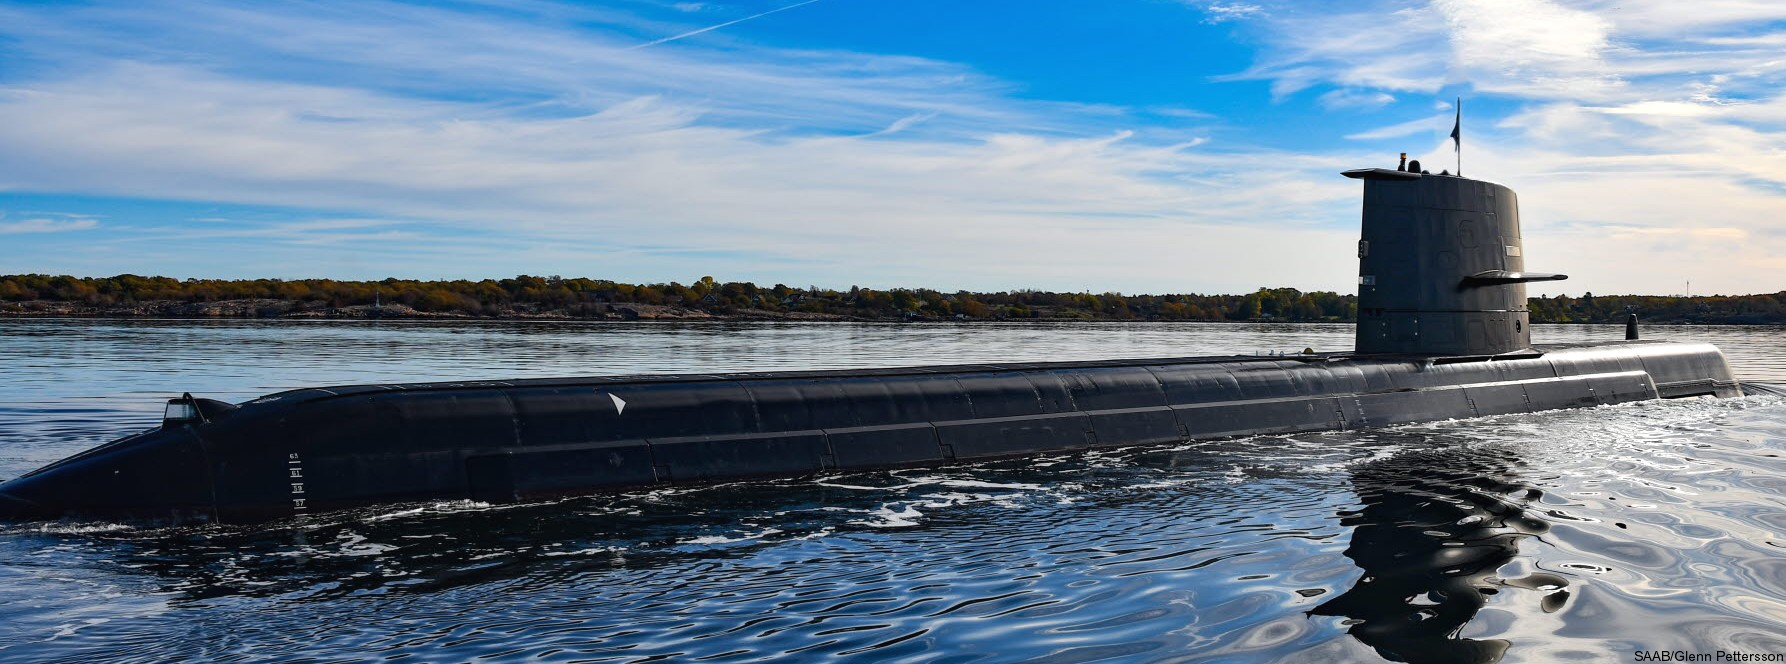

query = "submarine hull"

[{"left": 0, "top": 340, "right": 1740, "bottom": 525}]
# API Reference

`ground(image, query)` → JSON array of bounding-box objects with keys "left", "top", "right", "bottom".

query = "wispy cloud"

[
  {"left": 631, "top": 0, "right": 827, "bottom": 49},
  {"left": 865, "top": 112, "right": 935, "bottom": 137},
  {"left": 1319, "top": 88, "right": 1396, "bottom": 110},
  {"left": 1, "top": 0, "right": 1784, "bottom": 295},
  {"left": 1345, "top": 113, "right": 1450, "bottom": 140},
  {"left": 1206, "top": 0, "right": 1786, "bottom": 294},
  {"left": 0, "top": 216, "right": 98, "bottom": 234},
  {"left": 1190, "top": 2, "right": 1265, "bottom": 24},
  {"left": 0, "top": 0, "right": 1379, "bottom": 292},
  {"left": 128, "top": 218, "right": 408, "bottom": 246}
]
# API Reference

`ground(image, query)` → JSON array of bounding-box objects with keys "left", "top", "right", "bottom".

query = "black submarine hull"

[{"left": 0, "top": 340, "right": 1739, "bottom": 525}]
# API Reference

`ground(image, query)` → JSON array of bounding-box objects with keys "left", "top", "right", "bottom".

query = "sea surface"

[{"left": 0, "top": 319, "right": 1783, "bottom": 663}]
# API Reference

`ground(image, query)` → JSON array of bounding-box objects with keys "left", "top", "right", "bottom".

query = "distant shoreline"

[
  {"left": 5, "top": 274, "right": 1784, "bottom": 325},
  {"left": 0, "top": 299, "right": 1776, "bottom": 325},
  {"left": 0, "top": 299, "right": 864, "bottom": 322}
]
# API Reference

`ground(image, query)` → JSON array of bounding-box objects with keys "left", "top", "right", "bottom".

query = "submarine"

[{"left": 0, "top": 159, "right": 1743, "bottom": 525}]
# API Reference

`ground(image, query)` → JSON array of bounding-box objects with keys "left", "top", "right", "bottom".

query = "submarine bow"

[{"left": 0, "top": 164, "right": 1744, "bottom": 525}]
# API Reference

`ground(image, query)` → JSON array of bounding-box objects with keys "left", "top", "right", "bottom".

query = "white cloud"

[
  {"left": 1205, "top": 0, "right": 1786, "bottom": 295},
  {"left": 866, "top": 112, "right": 935, "bottom": 137},
  {"left": 1346, "top": 113, "right": 1450, "bottom": 140},
  {"left": 1146, "top": 106, "right": 1217, "bottom": 120},
  {"left": 1575, "top": 1, "right": 1786, "bottom": 37},
  {"left": 2, "top": 0, "right": 1785, "bottom": 296},
  {"left": 632, "top": 0, "right": 828, "bottom": 49},
  {"left": 128, "top": 218, "right": 408, "bottom": 246},
  {"left": 1224, "top": 0, "right": 1625, "bottom": 99},
  {"left": 1435, "top": 0, "right": 1620, "bottom": 98},
  {"left": 0, "top": 52, "right": 1365, "bottom": 291},
  {"left": 1195, "top": 2, "right": 1265, "bottom": 24},
  {"left": 1217, "top": 5, "right": 1449, "bottom": 97},
  {"left": 1604, "top": 225, "right": 1748, "bottom": 240},
  {"left": 0, "top": 217, "right": 99, "bottom": 234},
  {"left": 1596, "top": 101, "right": 1718, "bottom": 117},
  {"left": 1319, "top": 89, "right": 1396, "bottom": 110}
]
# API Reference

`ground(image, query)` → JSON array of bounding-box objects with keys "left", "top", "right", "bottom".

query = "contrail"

[{"left": 631, "top": 0, "right": 828, "bottom": 49}]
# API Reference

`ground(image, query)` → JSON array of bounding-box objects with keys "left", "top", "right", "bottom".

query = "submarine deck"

[
  {"left": 0, "top": 339, "right": 1738, "bottom": 525},
  {"left": 252, "top": 341, "right": 1681, "bottom": 406}
]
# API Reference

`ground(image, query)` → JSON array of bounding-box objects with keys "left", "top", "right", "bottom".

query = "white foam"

[
  {"left": 932, "top": 478, "right": 1046, "bottom": 491},
  {"left": 541, "top": 546, "right": 624, "bottom": 557},
  {"left": 792, "top": 527, "right": 836, "bottom": 540},
  {"left": 681, "top": 527, "right": 784, "bottom": 545},
  {"left": 852, "top": 504, "right": 925, "bottom": 528},
  {"left": 813, "top": 480, "right": 925, "bottom": 492},
  {"left": 24, "top": 522, "right": 135, "bottom": 535},
  {"left": 331, "top": 531, "right": 396, "bottom": 557},
  {"left": 364, "top": 499, "right": 494, "bottom": 522}
]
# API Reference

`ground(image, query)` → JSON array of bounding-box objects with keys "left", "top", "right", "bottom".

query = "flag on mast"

[{"left": 1450, "top": 97, "right": 1462, "bottom": 176}]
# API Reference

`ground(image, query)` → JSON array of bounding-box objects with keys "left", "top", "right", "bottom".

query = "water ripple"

[{"left": 2, "top": 320, "right": 1786, "bottom": 661}]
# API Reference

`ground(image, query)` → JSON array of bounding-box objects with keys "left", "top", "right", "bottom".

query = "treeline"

[
  {"left": 0, "top": 274, "right": 1782, "bottom": 323},
  {"left": 0, "top": 274, "right": 1352, "bottom": 321},
  {"left": 1526, "top": 292, "right": 1786, "bottom": 324}
]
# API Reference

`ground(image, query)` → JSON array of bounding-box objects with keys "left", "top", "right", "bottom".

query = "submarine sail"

[{"left": 0, "top": 165, "right": 1743, "bottom": 524}]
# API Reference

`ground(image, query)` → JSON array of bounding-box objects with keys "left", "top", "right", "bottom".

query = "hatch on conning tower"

[{"left": 1343, "top": 165, "right": 1567, "bottom": 356}]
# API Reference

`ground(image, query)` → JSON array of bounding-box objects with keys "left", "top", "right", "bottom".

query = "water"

[{"left": 1, "top": 319, "right": 1784, "bottom": 662}]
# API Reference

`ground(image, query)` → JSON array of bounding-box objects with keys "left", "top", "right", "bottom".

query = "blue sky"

[{"left": 2, "top": 0, "right": 1784, "bottom": 296}]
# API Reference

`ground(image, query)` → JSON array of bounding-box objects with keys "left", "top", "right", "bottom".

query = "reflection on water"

[
  {"left": 1, "top": 319, "right": 1785, "bottom": 661},
  {"left": 1, "top": 449, "right": 1373, "bottom": 661},
  {"left": 1314, "top": 442, "right": 1558, "bottom": 663}
]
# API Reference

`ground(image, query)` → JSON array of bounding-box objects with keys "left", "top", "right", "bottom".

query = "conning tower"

[{"left": 1344, "top": 166, "right": 1566, "bottom": 356}]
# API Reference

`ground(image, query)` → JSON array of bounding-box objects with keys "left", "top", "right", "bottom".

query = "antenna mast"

[{"left": 1453, "top": 97, "right": 1463, "bottom": 177}]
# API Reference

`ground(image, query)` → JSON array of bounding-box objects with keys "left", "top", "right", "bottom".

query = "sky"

[{"left": 1, "top": 1, "right": 1784, "bottom": 296}]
